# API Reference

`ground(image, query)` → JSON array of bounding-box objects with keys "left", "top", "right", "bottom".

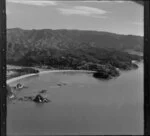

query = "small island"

[{"left": 92, "top": 64, "right": 120, "bottom": 80}]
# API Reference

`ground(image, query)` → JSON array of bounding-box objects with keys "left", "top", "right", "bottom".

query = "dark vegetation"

[
  {"left": 7, "top": 68, "right": 39, "bottom": 80},
  {"left": 7, "top": 28, "right": 143, "bottom": 79},
  {"left": 14, "top": 68, "right": 39, "bottom": 74}
]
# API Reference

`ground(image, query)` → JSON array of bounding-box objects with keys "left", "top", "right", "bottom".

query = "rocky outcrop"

[
  {"left": 7, "top": 84, "right": 15, "bottom": 99},
  {"left": 16, "top": 83, "right": 24, "bottom": 89},
  {"left": 33, "top": 94, "right": 50, "bottom": 103}
]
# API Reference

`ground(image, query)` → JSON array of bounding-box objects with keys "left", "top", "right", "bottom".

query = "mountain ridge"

[
  {"left": 7, "top": 28, "right": 143, "bottom": 51},
  {"left": 7, "top": 28, "right": 143, "bottom": 37}
]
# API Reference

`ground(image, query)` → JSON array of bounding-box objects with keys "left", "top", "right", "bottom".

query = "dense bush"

[{"left": 14, "top": 68, "right": 39, "bottom": 74}]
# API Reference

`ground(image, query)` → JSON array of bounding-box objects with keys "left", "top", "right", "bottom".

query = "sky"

[{"left": 6, "top": 0, "right": 144, "bottom": 36}]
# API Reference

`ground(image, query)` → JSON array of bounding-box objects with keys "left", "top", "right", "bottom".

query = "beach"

[{"left": 7, "top": 69, "right": 95, "bottom": 84}]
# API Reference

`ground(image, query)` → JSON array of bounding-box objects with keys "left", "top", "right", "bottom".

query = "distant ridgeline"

[{"left": 7, "top": 28, "right": 143, "bottom": 72}]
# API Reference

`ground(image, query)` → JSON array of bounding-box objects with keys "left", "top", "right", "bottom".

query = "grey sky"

[{"left": 6, "top": 0, "right": 143, "bottom": 36}]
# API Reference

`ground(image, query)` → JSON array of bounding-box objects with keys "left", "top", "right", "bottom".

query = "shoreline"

[
  {"left": 7, "top": 60, "right": 143, "bottom": 85},
  {"left": 7, "top": 69, "right": 96, "bottom": 84}
]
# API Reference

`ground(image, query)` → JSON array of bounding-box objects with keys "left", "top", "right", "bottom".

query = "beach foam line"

[
  {"left": 7, "top": 73, "right": 38, "bottom": 84},
  {"left": 39, "top": 70, "right": 95, "bottom": 74},
  {"left": 7, "top": 70, "right": 95, "bottom": 84}
]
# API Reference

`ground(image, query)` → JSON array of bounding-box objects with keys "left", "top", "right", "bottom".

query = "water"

[{"left": 7, "top": 63, "right": 143, "bottom": 135}]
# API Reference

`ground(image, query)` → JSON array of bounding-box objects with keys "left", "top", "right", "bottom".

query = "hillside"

[
  {"left": 7, "top": 28, "right": 143, "bottom": 51},
  {"left": 7, "top": 28, "right": 143, "bottom": 77}
]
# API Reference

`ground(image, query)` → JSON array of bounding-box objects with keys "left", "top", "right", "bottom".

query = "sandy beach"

[{"left": 7, "top": 69, "right": 95, "bottom": 84}]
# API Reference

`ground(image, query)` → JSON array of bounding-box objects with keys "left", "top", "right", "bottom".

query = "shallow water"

[{"left": 7, "top": 63, "right": 143, "bottom": 135}]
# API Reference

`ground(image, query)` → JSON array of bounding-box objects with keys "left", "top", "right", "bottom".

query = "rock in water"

[
  {"left": 33, "top": 94, "right": 50, "bottom": 103},
  {"left": 39, "top": 90, "right": 47, "bottom": 94},
  {"left": 16, "top": 83, "right": 24, "bottom": 89},
  {"left": 33, "top": 94, "right": 44, "bottom": 103},
  {"left": 57, "top": 83, "right": 62, "bottom": 86}
]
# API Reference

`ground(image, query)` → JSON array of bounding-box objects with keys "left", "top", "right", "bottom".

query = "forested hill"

[
  {"left": 7, "top": 28, "right": 143, "bottom": 51},
  {"left": 7, "top": 28, "right": 143, "bottom": 71}
]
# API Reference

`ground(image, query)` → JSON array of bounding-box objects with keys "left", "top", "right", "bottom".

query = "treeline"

[{"left": 7, "top": 44, "right": 142, "bottom": 71}]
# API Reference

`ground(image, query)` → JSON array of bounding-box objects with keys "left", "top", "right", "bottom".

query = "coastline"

[
  {"left": 7, "top": 58, "right": 143, "bottom": 85},
  {"left": 7, "top": 69, "right": 95, "bottom": 84}
]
